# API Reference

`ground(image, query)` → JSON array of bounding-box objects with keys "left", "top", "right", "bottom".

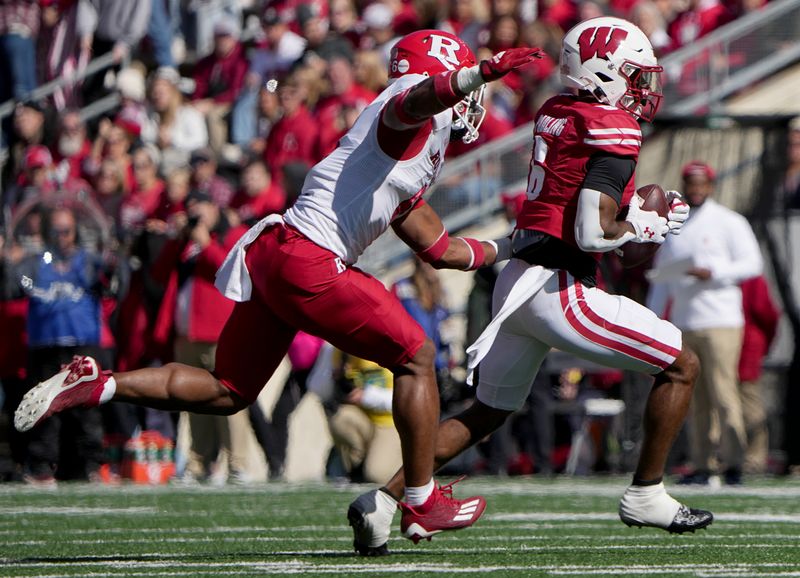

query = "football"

[{"left": 617, "top": 184, "right": 670, "bottom": 269}]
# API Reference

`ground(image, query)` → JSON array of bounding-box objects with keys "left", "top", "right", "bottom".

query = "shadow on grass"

[{"left": 8, "top": 548, "right": 480, "bottom": 565}]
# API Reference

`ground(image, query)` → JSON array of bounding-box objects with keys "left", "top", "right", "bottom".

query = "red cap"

[
  {"left": 24, "top": 145, "right": 53, "bottom": 170},
  {"left": 681, "top": 161, "right": 716, "bottom": 182},
  {"left": 114, "top": 111, "right": 142, "bottom": 138}
]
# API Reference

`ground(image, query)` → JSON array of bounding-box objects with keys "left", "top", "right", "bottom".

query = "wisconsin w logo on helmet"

[
  {"left": 561, "top": 17, "right": 664, "bottom": 121},
  {"left": 578, "top": 26, "right": 629, "bottom": 62}
]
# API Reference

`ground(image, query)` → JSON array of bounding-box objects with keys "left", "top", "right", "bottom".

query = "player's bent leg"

[{"left": 619, "top": 346, "right": 713, "bottom": 533}]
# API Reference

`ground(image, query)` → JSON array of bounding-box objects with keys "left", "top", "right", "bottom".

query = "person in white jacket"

[{"left": 647, "top": 161, "right": 763, "bottom": 486}]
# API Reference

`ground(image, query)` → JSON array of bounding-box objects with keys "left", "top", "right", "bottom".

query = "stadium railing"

[{"left": 661, "top": 0, "right": 800, "bottom": 116}]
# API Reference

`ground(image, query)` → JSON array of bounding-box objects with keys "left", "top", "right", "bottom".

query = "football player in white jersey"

[
  {"left": 14, "top": 30, "right": 542, "bottom": 552},
  {"left": 348, "top": 16, "right": 713, "bottom": 554}
]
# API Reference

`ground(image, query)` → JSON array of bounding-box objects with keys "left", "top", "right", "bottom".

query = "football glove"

[
  {"left": 479, "top": 47, "right": 544, "bottom": 82},
  {"left": 625, "top": 195, "right": 669, "bottom": 244},
  {"left": 666, "top": 190, "right": 690, "bottom": 235}
]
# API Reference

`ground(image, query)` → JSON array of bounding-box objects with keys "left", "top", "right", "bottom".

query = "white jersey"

[{"left": 283, "top": 73, "right": 453, "bottom": 265}]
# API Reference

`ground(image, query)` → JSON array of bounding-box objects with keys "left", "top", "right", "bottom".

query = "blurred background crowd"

[{"left": 0, "top": 0, "right": 797, "bottom": 487}]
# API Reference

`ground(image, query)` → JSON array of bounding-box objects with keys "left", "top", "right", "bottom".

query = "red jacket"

[
  {"left": 192, "top": 43, "right": 248, "bottom": 105},
  {"left": 229, "top": 181, "right": 286, "bottom": 223},
  {"left": 314, "top": 84, "right": 376, "bottom": 158},
  {"left": 151, "top": 224, "right": 248, "bottom": 346},
  {"left": 738, "top": 276, "right": 780, "bottom": 382},
  {"left": 264, "top": 105, "right": 319, "bottom": 178}
]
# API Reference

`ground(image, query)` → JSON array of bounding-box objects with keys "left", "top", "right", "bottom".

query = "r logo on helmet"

[
  {"left": 577, "top": 26, "right": 628, "bottom": 62},
  {"left": 427, "top": 34, "right": 462, "bottom": 71}
]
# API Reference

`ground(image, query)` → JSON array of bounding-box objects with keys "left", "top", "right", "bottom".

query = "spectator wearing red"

[
  {"left": 51, "top": 110, "right": 91, "bottom": 183},
  {"left": 315, "top": 55, "right": 376, "bottom": 158},
  {"left": 738, "top": 275, "right": 780, "bottom": 473},
  {"left": 263, "top": 73, "right": 319, "bottom": 178},
  {"left": 85, "top": 115, "right": 137, "bottom": 194},
  {"left": 192, "top": 16, "right": 248, "bottom": 151},
  {"left": 120, "top": 145, "right": 164, "bottom": 233},
  {"left": 228, "top": 158, "right": 286, "bottom": 226},
  {"left": 667, "top": 0, "right": 734, "bottom": 52},
  {"left": 150, "top": 191, "right": 248, "bottom": 351},
  {"left": 5, "top": 145, "right": 57, "bottom": 213}
]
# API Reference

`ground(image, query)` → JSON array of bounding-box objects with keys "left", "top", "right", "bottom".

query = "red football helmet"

[{"left": 389, "top": 29, "right": 485, "bottom": 143}]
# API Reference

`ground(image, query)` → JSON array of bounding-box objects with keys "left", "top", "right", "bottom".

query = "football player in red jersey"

[
  {"left": 14, "top": 31, "right": 543, "bottom": 552},
  {"left": 349, "top": 16, "right": 711, "bottom": 552}
]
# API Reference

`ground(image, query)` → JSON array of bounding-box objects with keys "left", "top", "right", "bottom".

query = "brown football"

[{"left": 618, "top": 184, "right": 670, "bottom": 269}]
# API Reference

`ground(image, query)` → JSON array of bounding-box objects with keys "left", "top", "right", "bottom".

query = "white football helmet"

[{"left": 561, "top": 17, "right": 663, "bottom": 121}]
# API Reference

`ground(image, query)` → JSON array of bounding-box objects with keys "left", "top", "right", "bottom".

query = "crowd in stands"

[{"left": 0, "top": 0, "right": 787, "bottom": 484}]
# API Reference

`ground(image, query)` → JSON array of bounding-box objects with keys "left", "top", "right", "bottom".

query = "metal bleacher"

[{"left": 660, "top": 0, "right": 800, "bottom": 116}]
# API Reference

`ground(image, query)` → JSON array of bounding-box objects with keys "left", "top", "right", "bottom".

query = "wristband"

[
  {"left": 417, "top": 229, "right": 449, "bottom": 263},
  {"left": 459, "top": 237, "right": 485, "bottom": 270},
  {"left": 455, "top": 65, "right": 484, "bottom": 94},
  {"left": 432, "top": 70, "right": 463, "bottom": 108}
]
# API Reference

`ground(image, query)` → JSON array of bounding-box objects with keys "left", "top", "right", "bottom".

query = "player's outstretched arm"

[
  {"left": 383, "top": 47, "right": 543, "bottom": 129},
  {"left": 392, "top": 201, "right": 510, "bottom": 270}
]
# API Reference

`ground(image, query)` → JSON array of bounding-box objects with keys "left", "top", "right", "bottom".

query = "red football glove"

[{"left": 479, "top": 47, "right": 544, "bottom": 82}]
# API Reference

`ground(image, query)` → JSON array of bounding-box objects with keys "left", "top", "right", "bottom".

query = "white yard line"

[
  {"left": 7, "top": 560, "right": 800, "bottom": 576},
  {"left": 489, "top": 512, "right": 800, "bottom": 523}
]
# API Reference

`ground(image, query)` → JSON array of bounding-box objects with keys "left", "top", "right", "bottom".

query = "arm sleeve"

[{"left": 582, "top": 154, "right": 636, "bottom": 207}]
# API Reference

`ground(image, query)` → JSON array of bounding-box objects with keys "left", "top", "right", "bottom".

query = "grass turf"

[{"left": 1, "top": 476, "right": 799, "bottom": 577}]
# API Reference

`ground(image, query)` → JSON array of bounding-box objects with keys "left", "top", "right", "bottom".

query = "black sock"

[
  {"left": 379, "top": 486, "right": 402, "bottom": 502},
  {"left": 632, "top": 475, "right": 663, "bottom": 487}
]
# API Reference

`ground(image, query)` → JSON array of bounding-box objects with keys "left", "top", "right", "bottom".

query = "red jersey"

[{"left": 515, "top": 94, "right": 642, "bottom": 249}]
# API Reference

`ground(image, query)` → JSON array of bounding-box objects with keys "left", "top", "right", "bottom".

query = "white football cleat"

[
  {"left": 619, "top": 482, "right": 713, "bottom": 533},
  {"left": 347, "top": 488, "right": 398, "bottom": 556},
  {"left": 14, "top": 356, "right": 115, "bottom": 432}
]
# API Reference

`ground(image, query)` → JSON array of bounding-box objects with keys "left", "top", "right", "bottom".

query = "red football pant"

[{"left": 214, "top": 224, "right": 426, "bottom": 403}]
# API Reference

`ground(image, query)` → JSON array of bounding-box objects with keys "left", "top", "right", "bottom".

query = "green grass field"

[{"left": 2, "top": 476, "right": 799, "bottom": 577}]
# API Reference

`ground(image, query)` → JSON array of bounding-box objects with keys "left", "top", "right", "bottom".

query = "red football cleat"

[
  {"left": 399, "top": 477, "right": 487, "bottom": 544},
  {"left": 14, "top": 356, "right": 113, "bottom": 432}
]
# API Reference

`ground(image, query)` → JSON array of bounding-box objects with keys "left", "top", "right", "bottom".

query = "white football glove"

[
  {"left": 665, "top": 190, "right": 690, "bottom": 235},
  {"left": 625, "top": 195, "right": 669, "bottom": 244}
]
